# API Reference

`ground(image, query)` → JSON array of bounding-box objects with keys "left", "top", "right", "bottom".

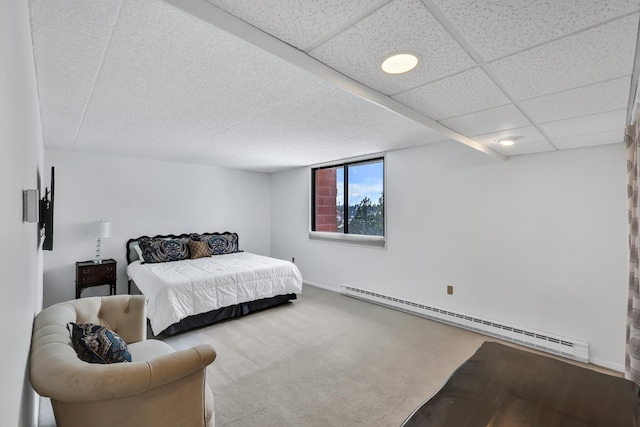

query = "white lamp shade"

[{"left": 89, "top": 220, "right": 112, "bottom": 238}]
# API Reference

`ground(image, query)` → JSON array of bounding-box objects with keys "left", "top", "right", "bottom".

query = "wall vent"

[{"left": 341, "top": 285, "right": 589, "bottom": 364}]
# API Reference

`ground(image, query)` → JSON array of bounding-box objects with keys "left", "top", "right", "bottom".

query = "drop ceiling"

[{"left": 28, "top": 0, "right": 640, "bottom": 173}]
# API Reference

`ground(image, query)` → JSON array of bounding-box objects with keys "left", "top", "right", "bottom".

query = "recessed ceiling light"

[
  {"left": 497, "top": 138, "right": 516, "bottom": 146},
  {"left": 381, "top": 53, "right": 419, "bottom": 75}
]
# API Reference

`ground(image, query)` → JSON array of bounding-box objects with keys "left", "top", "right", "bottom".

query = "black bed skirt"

[{"left": 155, "top": 293, "right": 297, "bottom": 337}]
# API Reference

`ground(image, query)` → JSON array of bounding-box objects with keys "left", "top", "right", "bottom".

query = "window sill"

[{"left": 308, "top": 231, "right": 385, "bottom": 248}]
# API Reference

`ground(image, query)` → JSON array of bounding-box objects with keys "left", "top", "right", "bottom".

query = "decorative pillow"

[
  {"left": 68, "top": 322, "right": 132, "bottom": 364},
  {"left": 138, "top": 237, "right": 190, "bottom": 263},
  {"left": 201, "top": 232, "right": 240, "bottom": 255},
  {"left": 133, "top": 242, "right": 145, "bottom": 262},
  {"left": 189, "top": 240, "right": 210, "bottom": 259}
]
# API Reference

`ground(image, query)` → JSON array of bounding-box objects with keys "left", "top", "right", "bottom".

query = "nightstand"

[{"left": 75, "top": 259, "right": 116, "bottom": 298}]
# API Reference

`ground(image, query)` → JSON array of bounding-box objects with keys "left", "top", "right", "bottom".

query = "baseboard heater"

[{"left": 341, "top": 285, "right": 589, "bottom": 364}]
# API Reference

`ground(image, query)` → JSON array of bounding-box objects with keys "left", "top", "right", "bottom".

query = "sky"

[{"left": 336, "top": 161, "right": 384, "bottom": 206}]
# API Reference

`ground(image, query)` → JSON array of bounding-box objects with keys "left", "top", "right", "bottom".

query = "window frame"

[{"left": 309, "top": 156, "right": 385, "bottom": 247}]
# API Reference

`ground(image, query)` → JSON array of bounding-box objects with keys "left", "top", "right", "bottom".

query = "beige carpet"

[
  {"left": 38, "top": 285, "right": 618, "bottom": 427},
  {"left": 164, "top": 285, "right": 489, "bottom": 427}
]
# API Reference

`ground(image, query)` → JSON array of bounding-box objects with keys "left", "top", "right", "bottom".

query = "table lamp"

[{"left": 89, "top": 220, "right": 111, "bottom": 264}]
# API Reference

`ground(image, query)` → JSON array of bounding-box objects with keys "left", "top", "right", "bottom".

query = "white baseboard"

[{"left": 590, "top": 357, "right": 624, "bottom": 373}]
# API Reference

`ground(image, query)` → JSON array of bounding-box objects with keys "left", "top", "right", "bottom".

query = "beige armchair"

[{"left": 30, "top": 295, "right": 216, "bottom": 427}]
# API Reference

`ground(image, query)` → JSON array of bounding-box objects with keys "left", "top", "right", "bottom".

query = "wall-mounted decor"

[{"left": 40, "top": 166, "right": 54, "bottom": 251}]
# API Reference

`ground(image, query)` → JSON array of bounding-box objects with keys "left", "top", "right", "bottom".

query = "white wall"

[
  {"left": 43, "top": 149, "right": 271, "bottom": 307},
  {"left": 0, "top": 0, "right": 45, "bottom": 425},
  {"left": 270, "top": 141, "right": 628, "bottom": 370}
]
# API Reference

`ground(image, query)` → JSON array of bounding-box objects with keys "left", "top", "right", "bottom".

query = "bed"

[
  {"left": 402, "top": 341, "right": 640, "bottom": 427},
  {"left": 126, "top": 232, "right": 302, "bottom": 336}
]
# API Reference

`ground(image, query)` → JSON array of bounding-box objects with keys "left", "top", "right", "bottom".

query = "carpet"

[
  {"left": 164, "top": 285, "right": 491, "bottom": 426},
  {"left": 402, "top": 341, "right": 640, "bottom": 427}
]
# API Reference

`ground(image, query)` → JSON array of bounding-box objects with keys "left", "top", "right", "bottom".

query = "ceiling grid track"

[
  {"left": 420, "top": 0, "right": 561, "bottom": 151},
  {"left": 479, "top": 66, "right": 560, "bottom": 150},
  {"left": 303, "top": 0, "right": 393, "bottom": 52},
  {"left": 71, "top": 0, "right": 125, "bottom": 150}
]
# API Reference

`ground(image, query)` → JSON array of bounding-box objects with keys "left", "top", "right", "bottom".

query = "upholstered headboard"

[{"left": 125, "top": 232, "right": 240, "bottom": 265}]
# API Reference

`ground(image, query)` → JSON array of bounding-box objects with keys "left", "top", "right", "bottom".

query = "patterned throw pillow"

[
  {"left": 200, "top": 233, "right": 240, "bottom": 255},
  {"left": 189, "top": 240, "right": 211, "bottom": 259},
  {"left": 68, "top": 322, "right": 132, "bottom": 364},
  {"left": 138, "top": 237, "right": 190, "bottom": 263}
]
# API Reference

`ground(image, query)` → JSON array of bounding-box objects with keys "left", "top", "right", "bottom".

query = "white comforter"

[{"left": 127, "top": 252, "right": 303, "bottom": 334}]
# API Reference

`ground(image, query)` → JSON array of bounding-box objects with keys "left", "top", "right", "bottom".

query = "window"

[{"left": 311, "top": 157, "right": 384, "bottom": 243}]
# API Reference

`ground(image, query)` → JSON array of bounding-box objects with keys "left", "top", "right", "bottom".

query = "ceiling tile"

[
  {"left": 430, "top": 0, "right": 640, "bottom": 61},
  {"left": 490, "top": 139, "right": 555, "bottom": 157},
  {"left": 470, "top": 125, "right": 554, "bottom": 156},
  {"left": 471, "top": 125, "right": 546, "bottom": 145},
  {"left": 439, "top": 104, "right": 531, "bottom": 137},
  {"left": 205, "top": 0, "right": 386, "bottom": 50},
  {"left": 28, "top": 0, "right": 640, "bottom": 170},
  {"left": 541, "top": 109, "right": 627, "bottom": 139},
  {"left": 74, "top": 0, "right": 324, "bottom": 155},
  {"left": 520, "top": 77, "right": 631, "bottom": 124},
  {"left": 552, "top": 129, "right": 625, "bottom": 150},
  {"left": 489, "top": 14, "right": 639, "bottom": 100},
  {"left": 309, "top": 0, "right": 476, "bottom": 95},
  {"left": 28, "top": 0, "right": 123, "bottom": 149},
  {"left": 392, "top": 67, "right": 510, "bottom": 120},
  {"left": 171, "top": 84, "right": 448, "bottom": 172}
]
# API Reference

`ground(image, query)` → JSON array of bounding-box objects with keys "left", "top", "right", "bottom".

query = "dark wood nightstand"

[{"left": 75, "top": 259, "right": 116, "bottom": 298}]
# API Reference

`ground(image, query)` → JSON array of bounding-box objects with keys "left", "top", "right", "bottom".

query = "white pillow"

[{"left": 133, "top": 242, "right": 145, "bottom": 262}]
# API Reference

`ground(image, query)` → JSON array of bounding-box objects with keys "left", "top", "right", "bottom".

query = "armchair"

[{"left": 30, "top": 295, "right": 216, "bottom": 427}]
